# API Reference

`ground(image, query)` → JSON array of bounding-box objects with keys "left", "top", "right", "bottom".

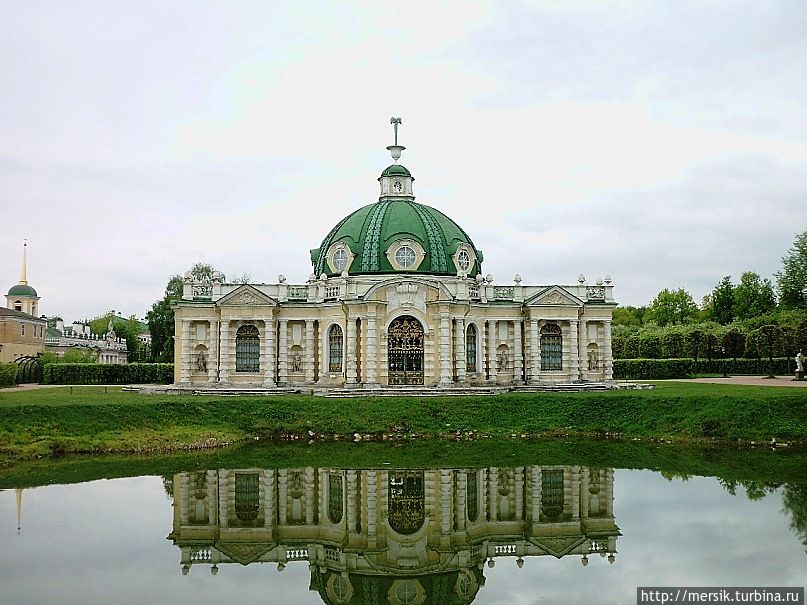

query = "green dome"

[
  {"left": 7, "top": 283, "right": 37, "bottom": 297},
  {"left": 380, "top": 164, "right": 412, "bottom": 178},
  {"left": 311, "top": 199, "right": 483, "bottom": 278}
]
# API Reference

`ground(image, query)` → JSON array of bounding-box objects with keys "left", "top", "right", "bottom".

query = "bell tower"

[{"left": 5, "top": 240, "right": 40, "bottom": 316}]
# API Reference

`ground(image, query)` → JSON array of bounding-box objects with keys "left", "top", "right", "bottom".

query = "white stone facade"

[{"left": 173, "top": 274, "right": 616, "bottom": 387}]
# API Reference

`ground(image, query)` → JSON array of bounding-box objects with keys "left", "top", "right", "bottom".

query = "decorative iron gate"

[
  {"left": 14, "top": 355, "right": 42, "bottom": 384},
  {"left": 388, "top": 471, "right": 425, "bottom": 535},
  {"left": 387, "top": 315, "right": 424, "bottom": 385}
]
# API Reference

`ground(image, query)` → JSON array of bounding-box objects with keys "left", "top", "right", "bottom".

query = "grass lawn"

[{"left": 1, "top": 382, "right": 806, "bottom": 464}]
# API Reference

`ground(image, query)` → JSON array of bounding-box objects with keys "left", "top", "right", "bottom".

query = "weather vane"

[{"left": 387, "top": 117, "right": 405, "bottom": 162}]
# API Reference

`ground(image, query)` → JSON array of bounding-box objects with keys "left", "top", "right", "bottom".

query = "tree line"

[{"left": 613, "top": 229, "right": 807, "bottom": 363}]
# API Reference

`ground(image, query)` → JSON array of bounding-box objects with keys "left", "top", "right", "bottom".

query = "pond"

[{"left": 1, "top": 443, "right": 806, "bottom": 604}]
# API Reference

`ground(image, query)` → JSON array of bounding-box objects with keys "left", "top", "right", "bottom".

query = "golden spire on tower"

[
  {"left": 16, "top": 488, "right": 23, "bottom": 535},
  {"left": 20, "top": 239, "right": 28, "bottom": 286}
]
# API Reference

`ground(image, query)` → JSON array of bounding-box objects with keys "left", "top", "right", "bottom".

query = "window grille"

[
  {"left": 328, "top": 474, "right": 343, "bottom": 524},
  {"left": 466, "top": 324, "right": 477, "bottom": 372},
  {"left": 541, "top": 469, "right": 565, "bottom": 520},
  {"left": 466, "top": 471, "right": 479, "bottom": 522},
  {"left": 328, "top": 324, "right": 343, "bottom": 372},
  {"left": 540, "top": 323, "right": 562, "bottom": 370},
  {"left": 235, "top": 473, "right": 260, "bottom": 521},
  {"left": 235, "top": 325, "right": 260, "bottom": 372}
]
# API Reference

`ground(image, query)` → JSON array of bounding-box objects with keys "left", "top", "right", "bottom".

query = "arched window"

[
  {"left": 541, "top": 469, "right": 565, "bottom": 520},
  {"left": 466, "top": 324, "right": 477, "bottom": 373},
  {"left": 328, "top": 474, "right": 344, "bottom": 524},
  {"left": 235, "top": 325, "right": 260, "bottom": 372},
  {"left": 235, "top": 472, "right": 260, "bottom": 521},
  {"left": 466, "top": 471, "right": 479, "bottom": 522},
  {"left": 14, "top": 301, "right": 22, "bottom": 312},
  {"left": 540, "top": 323, "right": 562, "bottom": 370},
  {"left": 328, "top": 324, "right": 343, "bottom": 372}
]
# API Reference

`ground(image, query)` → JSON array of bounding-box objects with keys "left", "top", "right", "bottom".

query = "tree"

[
  {"left": 88, "top": 313, "right": 144, "bottom": 359},
  {"left": 711, "top": 276, "right": 735, "bottom": 324},
  {"left": 688, "top": 329, "right": 704, "bottom": 364},
  {"left": 722, "top": 329, "right": 745, "bottom": 364},
  {"left": 782, "top": 483, "right": 807, "bottom": 552},
  {"left": 776, "top": 229, "right": 807, "bottom": 308},
  {"left": 645, "top": 288, "right": 698, "bottom": 326},
  {"left": 734, "top": 272, "right": 776, "bottom": 320},
  {"left": 231, "top": 272, "right": 252, "bottom": 285},
  {"left": 748, "top": 325, "right": 784, "bottom": 377}
]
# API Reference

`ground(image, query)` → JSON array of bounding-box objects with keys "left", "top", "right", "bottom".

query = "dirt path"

[{"left": 673, "top": 375, "right": 807, "bottom": 388}]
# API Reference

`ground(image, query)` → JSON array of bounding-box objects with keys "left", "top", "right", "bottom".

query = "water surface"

[{"left": 1, "top": 454, "right": 806, "bottom": 604}]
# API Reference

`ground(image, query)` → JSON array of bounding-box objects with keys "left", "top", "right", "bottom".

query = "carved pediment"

[
  {"left": 526, "top": 286, "right": 583, "bottom": 308},
  {"left": 216, "top": 543, "right": 275, "bottom": 566},
  {"left": 217, "top": 285, "right": 277, "bottom": 307}
]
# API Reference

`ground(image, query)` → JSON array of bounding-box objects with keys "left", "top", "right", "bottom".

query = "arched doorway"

[
  {"left": 387, "top": 315, "right": 424, "bottom": 385},
  {"left": 14, "top": 356, "right": 42, "bottom": 384}
]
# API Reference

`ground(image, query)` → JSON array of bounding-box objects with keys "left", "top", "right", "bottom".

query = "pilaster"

[
  {"left": 604, "top": 319, "right": 613, "bottom": 380},
  {"left": 439, "top": 311, "right": 452, "bottom": 386},
  {"left": 454, "top": 318, "right": 466, "bottom": 382},
  {"left": 346, "top": 314, "right": 357, "bottom": 384},
  {"left": 529, "top": 319, "right": 539, "bottom": 384},
  {"left": 487, "top": 319, "right": 497, "bottom": 383},
  {"left": 305, "top": 319, "right": 315, "bottom": 383},
  {"left": 578, "top": 318, "right": 587, "bottom": 381},
  {"left": 180, "top": 319, "right": 191, "bottom": 382},
  {"left": 219, "top": 320, "right": 230, "bottom": 383},
  {"left": 208, "top": 319, "right": 218, "bottom": 383},
  {"left": 569, "top": 319, "right": 579, "bottom": 382},
  {"left": 366, "top": 308, "right": 378, "bottom": 385},
  {"left": 278, "top": 319, "right": 288, "bottom": 385},
  {"left": 513, "top": 319, "right": 523, "bottom": 384},
  {"left": 264, "top": 318, "right": 276, "bottom": 386}
]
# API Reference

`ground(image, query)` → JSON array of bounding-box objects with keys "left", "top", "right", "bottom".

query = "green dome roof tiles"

[
  {"left": 312, "top": 199, "right": 482, "bottom": 278},
  {"left": 380, "top": 164, "right": 412, "bottom": 178},
  {"left": 7, "top": 284, "right": 37, "bottom": 297}
]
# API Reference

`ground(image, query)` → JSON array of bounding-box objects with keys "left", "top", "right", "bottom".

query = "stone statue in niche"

[
  {"left": 291, "top": 352, "right": 303, "bottom": 373},
  {"left": 588, "top": 350, "right": 599, "bottom": 371},
  {"left": 497, "top": 350, "right": 508, "bottom": 371},
  {"left": 196, "top": 350, "right": 208, "bottom": 373}
]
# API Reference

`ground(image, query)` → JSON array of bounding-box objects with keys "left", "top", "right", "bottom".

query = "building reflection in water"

[{"left": 168, "top": 465, "right": 619, "bottom": 604}]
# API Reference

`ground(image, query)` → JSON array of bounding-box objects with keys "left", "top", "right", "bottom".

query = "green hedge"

[
  {"left": 614, "top": 358, "right": 793, "bottom": 380},
  {"left": 0, "top": 363, "right": 18, "bottom": 387},
  {"left": 42, "top": 363, "right": 173, "bottom": 385}
]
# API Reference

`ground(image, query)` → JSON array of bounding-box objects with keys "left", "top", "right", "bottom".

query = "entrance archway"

[{"left": 387, "top": 315, "right": 424, "bottom": 385}]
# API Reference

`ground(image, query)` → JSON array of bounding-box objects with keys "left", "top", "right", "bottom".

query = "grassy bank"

[
  {"left": 3, "top": 438, "right": 807, "bottom": 490},
  {"left": 1, "top": 382, "right": 806, "bottom": 465}
]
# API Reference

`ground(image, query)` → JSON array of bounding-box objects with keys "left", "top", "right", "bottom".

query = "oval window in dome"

[
  {"left": 395, "top": 245, "right": 416, "bottom": 268},
  {"left": 457, "top": 249, "right": 471, "bottom": 272},
  {"left": 332, "top": 247, "right": 349, "bottom": 272}
]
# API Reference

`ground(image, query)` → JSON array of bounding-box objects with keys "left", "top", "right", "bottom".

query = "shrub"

[
  {"left": 42, "top": 363, "right": 173, "bottom": 385},
  {"left": 0, "top": 363, "right": 18, "bottom": 387},
  {"left": 614, "top": 357, "right": 792, "bottom": 380}
]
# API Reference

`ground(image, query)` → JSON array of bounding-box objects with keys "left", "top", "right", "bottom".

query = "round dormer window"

[
  {"left": 332, "top": 247, "right": 349, "bottom": 272},
  {"left": 395, "top": 245, "right": 416, "bottom": 268},
  {"left": 457, "top": 249, "right": 471, "bottom": 272}
]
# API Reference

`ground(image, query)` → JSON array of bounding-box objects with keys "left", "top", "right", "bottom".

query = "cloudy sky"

[{"left": 2, "top": 1, "right": 806, "bottom": 322}]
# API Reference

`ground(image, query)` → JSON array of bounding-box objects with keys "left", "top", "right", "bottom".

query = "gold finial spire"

[
  {"left": 16, "top": 488, "right": 23, "bottom": 535},
  {"left": 20, "top": 239, "right": 28, "bottom": 286}
]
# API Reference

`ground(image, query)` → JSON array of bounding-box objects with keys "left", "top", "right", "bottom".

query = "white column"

[
  {"left": 604, "top": 319, "right": 613, "bottom": 381},
  {"left": 278, "top": 319, "right": 288, "bottom": 385},
  {"left": 346, "top": 314, "right": 357, "bottom": 384},
  {"left": 531, "top": 466, "right": 541, "bottom": 524},
  {"left": 513, "top": 319, "right": 523, "bottom": 384},
  {"left": 515, "top": 467, "right": 524, "bottom": 521},
  {"left": 367, "top": 471, "right": 377, "bottom": 547},
  {"left": 346, "top": 470, "right": 357, "bottom": 532},
  {"left": 569, "top": 319, "right": 579, "bottom": 382},
  {"left": 488, "top": 468, "right": 498, "bottom": 521},
  {"left": 440, "top": 469, "right": 452, "bottom": 534},
  {"left": 180, "top": 319, "right": 191, "bottom": 382},
  {"left": 529, "top": 319, "right": 539, "bottom": 384},
  {"left": 487, "top": 319, "right": 497, "bottom": 383},
  {"left": 439, "top": 313, "right": 452, "bottom": 385},
  {"left": 278, "top": 469, "right": 287, "bottom": 525},
  {"left": 263, "top": 470, "right": 275, "bottom": 528},
  {"left": 264, "top": 319, "right": 276, "bottom": 386},
  {"left": 305, "top": 319, "right": 315, "bottom": 383},
  {"left": 455, "top": 318, "right": 466, "bottom": 382},
  {"left": 456, "top": 471, "right": 467, "bottom": 530},
  {"left": 218, "top": 470, "right": 229, "bottom": 528},
  {"left": 578, "top": 318, "right": 587, "bottom": 381},
  {"left": 571, "top": 467, "right": 580, "bottom": 520},
  {"left": 366, "top": 310, "right": 377, "bottom": 385},
  {"left": 219, "top": 320, "right": 230, "bottom": 383},
  {"left": 305, "top": 467, "right": 314, "bottom": 524}
]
